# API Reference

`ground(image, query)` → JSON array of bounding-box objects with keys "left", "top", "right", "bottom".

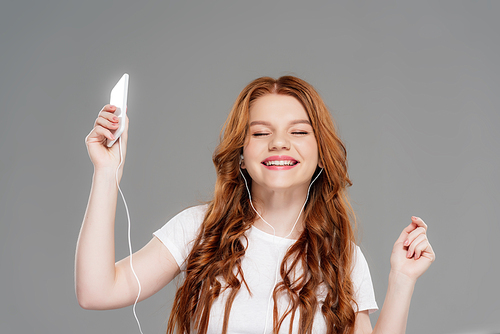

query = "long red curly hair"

[{"left": 167, "top": 76, "right": 357, "bottom": 334}]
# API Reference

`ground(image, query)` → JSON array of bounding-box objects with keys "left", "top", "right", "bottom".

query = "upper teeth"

[{"left": 264, "top": 160, "right": 296, "bottom": 166}]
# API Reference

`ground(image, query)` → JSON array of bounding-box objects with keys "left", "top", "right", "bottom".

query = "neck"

[
  {"left": 250, "top": 186, "right": 309, "bottom": 239},
  {"left": 239, "top": 168, "right": 322, "bottom": 239}
]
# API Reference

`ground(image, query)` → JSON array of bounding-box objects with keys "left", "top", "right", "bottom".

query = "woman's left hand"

[{"left": 390, "top": 216, "right": 436, "bottom": 281}]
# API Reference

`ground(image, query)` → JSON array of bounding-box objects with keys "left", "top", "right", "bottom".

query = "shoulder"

[
  {"left": 154, "top": 204, "right": 209, "bottom": 241},
  {"left": 172, "top": 204, "right": 209, "bottom": 223},
  {"left": 350, "top": 244, "right": 379, "bottom": 313},
  {"left": 153, "top": 204, "right": 210, "bottom": 270},
  {"left": 351, "top": 244, "right": 370, "bottom": 275}
]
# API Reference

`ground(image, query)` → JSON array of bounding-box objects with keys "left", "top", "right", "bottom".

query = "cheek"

[
  {"left": 307, "top": 146, "right": 320, "bottom": 167},
  {"left": 296, "top": 140, "right": 319, "bottom": 160},
  {"left": 241, "top": 143, "right": 257, "bottom": 169},
  {"left": 243, "top": 140, "right": 263, "bottom": 159}
]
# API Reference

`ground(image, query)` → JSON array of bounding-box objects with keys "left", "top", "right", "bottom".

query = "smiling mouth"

[{"left": 262, "top": 160, "right": 299, "bottom": 167}]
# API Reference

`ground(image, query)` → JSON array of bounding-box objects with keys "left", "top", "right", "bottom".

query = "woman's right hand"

[
  {"left": 85, "top": 104, "right": 129, "bottom": 178},
  {"left": 78, "top": 105, "right": 181, "bottom": 310}
]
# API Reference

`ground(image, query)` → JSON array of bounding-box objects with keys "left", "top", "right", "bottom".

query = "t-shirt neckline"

[{"left": 250, "top": 224, "right": 298, "bottom": 244}]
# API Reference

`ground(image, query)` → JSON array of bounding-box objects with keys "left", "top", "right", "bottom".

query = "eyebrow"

[{"left": 249, "top": 119, "right": 311, "bottom": 127}]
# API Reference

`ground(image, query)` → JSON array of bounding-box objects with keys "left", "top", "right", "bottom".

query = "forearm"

[
  {"left": 75, "top": 168, "right": 119, "bottom": 307},
  {"left": 372, "top": 270, "right": 416, "bottom": 334}
]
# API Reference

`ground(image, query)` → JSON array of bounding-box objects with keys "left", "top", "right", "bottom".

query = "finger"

[
  {"left": 413, "top": 239, "right": 429, "bottom": 260},
  {"left": 404, "top": 226, "right": 427, "bottom": 247},
  {"left": 396, "top": 222, "right": 418, "bottom": 243},
  {"left": 95, "top": 115, "right": 120, "bottom": 131},
  {"left": 411, "top": 216, "right": 427, "bottom": 231},
  {"left": 396, "top": 226, "right": 411, "bottom": 244},
  {"left": 413, "top": 236, "right": 434, "bottom": 261},
  {"left": 87, "top": 125, "right": 116, "bottom": 143},
  {"left": 397, "top": 216, "right": 428, "bottom": 243},
  {"left": 421, "top": 242, "right": 436, "bottom": 262},
  {"left": 95, "top": 111, "right": 119, "bottom": 126},
  {"left": 95, "top": 105, "right": 117, "bottom": 121},
  {"left": 100, "top": 110, "right": 120, "bottom": 122},
  {"left": 101, "top": 104, "right": 117, "bottom": 113},
  {"left": 406, "top": 234, "right": 426, "bottom": 258}
]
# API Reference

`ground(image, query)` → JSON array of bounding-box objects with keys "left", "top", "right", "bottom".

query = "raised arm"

[
  {"left": 75, "top": 105, "right": 180, "bottom": 310},
  {"left": 354, "top": 216, "right": 436, "bottom": 334}
]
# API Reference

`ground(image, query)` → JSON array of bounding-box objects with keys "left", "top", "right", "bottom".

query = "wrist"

[
  {"left": 93, "top": 167, "right": 122, "bottom": 184},
  {"left": 374, "top": 270, "right": 416, "bottom": 334},
  {"left": 389, "top": 269, "right": 417, "bottom": 288}
]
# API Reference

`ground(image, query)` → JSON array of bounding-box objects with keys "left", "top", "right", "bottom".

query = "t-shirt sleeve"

[
  {"left": 153, "top": 205, "right": 208, "bottom": 271},
  {"left": 352, "top": 246, "right": 378, "bottom": 314}
]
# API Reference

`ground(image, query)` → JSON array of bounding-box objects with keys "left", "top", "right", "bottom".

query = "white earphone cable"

[
  {"left": 239, "top": 167, "right": 323, "bottom": 334},
  {"left": 117, "top": 137, "right": 144, "bottom": 334}
]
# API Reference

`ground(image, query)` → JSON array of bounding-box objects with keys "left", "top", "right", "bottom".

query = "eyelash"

[{"left": 251, "top": 131, "right": 309, "bottom": 137}]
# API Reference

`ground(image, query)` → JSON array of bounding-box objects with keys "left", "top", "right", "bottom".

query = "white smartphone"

[{"left": 107, "top": 73, "right": 129, "bottom": 147}]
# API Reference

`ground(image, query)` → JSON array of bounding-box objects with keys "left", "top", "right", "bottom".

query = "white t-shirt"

[{"left": 154, "top": 205, "right": 378, "bottom": 334}]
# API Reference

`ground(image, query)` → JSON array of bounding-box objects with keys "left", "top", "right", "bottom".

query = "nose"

[{"left": 269, "top": 132, "right": 290, "bottom": 151}]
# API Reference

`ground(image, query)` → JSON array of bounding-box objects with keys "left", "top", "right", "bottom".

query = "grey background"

[{"left": 1, "top": 1, "right": 499, "bottom": 334}]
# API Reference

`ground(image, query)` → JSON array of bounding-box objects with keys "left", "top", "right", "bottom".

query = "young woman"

[{"left": 76, "top": 76, "right": 435, "bottom": 334}]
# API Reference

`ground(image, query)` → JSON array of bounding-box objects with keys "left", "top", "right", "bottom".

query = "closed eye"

[
  {"left": 292, "top": 131, "right": 309, "bottom": 135},
  {"left": 252, "top": 132, "right": 270, "bottom": 137}
]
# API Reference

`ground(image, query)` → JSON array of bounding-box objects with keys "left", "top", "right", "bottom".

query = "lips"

[{"left": 261, "top": 155, "right": 299, "bottom": 168}]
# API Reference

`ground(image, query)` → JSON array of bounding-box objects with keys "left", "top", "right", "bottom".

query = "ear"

[
  {"left": 318, "top": 160, "right": 323, "bottom": 168},
  {"left": 240, "top": 154, "right": 246, "bottom": 169}
]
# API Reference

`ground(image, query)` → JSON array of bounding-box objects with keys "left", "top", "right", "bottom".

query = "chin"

[{"left": 258, "top": 179, "right": 311, "bottom": 193}]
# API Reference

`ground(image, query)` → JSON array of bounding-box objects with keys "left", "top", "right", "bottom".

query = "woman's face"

[{"left": 242, "top": 94, "right": 320, "bottom": 194}]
